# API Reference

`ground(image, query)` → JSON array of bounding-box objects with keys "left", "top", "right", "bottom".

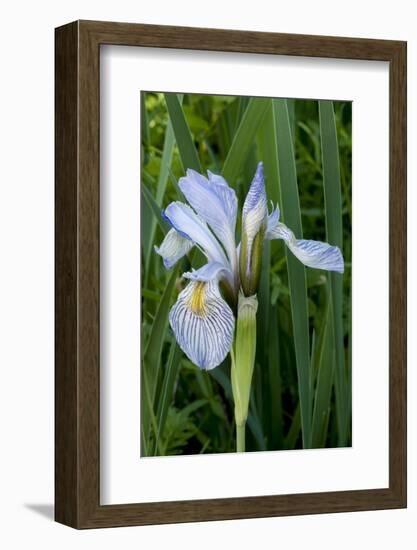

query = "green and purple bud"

[{"left": 239, "top": 162, "right": 268, "bottom": 296}]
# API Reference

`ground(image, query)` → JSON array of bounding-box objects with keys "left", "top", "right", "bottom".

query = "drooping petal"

[
  {"left": 241, "top": 161, "right": 268, "bottom": 245},
  {"left": 178, "top": 170, "right": 237, "bottom": 266},
  {"left": 265, "top": 221, "right": 293, "bottom": 241},
  {"left": 154, "top": 228, "right": 194, "bottom": 269},
  {"left": 169, "top": 279, "right": 235, "bottom": 370},
  {"left": 163, "top": 201, "right": 229, "bottom": 267},
  {"left": 267, "top": 221, "right": 344, "bottom": 273}
]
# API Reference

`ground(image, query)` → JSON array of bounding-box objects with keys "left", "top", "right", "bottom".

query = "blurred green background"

[{"left": 140, "top": 92, "right": 352, "bottom": 457}]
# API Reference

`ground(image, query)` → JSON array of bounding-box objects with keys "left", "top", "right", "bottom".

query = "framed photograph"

[{"left": 55, "top": 20, "right": 406, "bottom": 528}]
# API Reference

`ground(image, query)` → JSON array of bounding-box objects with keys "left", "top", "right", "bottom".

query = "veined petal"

[
  {"left": 267, "top": 221, "right": 344, "bottom": 273},
  {"left": 169, "top": 280, "right": 235, "bottom": 370},
  {"left": 207, "top": 171, "right": 238, "bottom": 230},
  {"left": 265, "top": 221, "right": 293, "bottom": 241},
  {"left": 241, "top": 161, "right": 268, "bottom": 244},
  {"left": 154, "top": 228, "right": 193, "bottom": 269},
  {"left": 163, "top": 201, "right": 229, "bottom": 267},
  {"left": 178, "top": 170, "right": 237, "bottom": 265}
]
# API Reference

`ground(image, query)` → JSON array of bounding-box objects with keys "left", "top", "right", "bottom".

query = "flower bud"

[
  {"left": 239, "top": 162, "right": 267, "bottom": 296},
  {"left": 231, "top": 294, "right": 258, "bottom": 428}
]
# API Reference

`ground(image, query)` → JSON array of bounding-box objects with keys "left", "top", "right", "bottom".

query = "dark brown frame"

[{"left": 55, "top": 20, "right": 407, "bottom": 529}]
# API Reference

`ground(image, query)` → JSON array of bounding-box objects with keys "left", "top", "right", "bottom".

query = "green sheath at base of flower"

[{"left": 231, "top": 294, "right": 258, "bottom": 451}]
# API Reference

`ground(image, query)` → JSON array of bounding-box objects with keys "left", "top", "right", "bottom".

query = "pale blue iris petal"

[
  {"left": 154, "top": 228, "right": 193, "bottom": 269},
  {"left": 169, "top": 280, "right": 235, "bottom": 370},
  {"left": 265, "top": 220, "right": 293, "bottom": 241},
  {"left": 183, "top": 261, "right": 231, "bottom": 283},
  {"left": 207, "top": 171, "right": 238, "bottom": 230},
  {"left": 163, "top": 201, "right": 229, "bottom": 267},
  {"left": 267, "top": 221, "right": 344, "bottom": 273},
  {"left": 242, "top": 161, "right": 268, "bottom": 244},
  {"left": 179, "top": 170, "right": 237, "bottom": 265},
  {"left": 288, "top": 239, "right": 344, "bottom": 273},
  {"left": 265, "top": 205, "right": 281, "bottom": 239}
]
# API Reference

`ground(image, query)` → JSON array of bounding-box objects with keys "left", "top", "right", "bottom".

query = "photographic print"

[
  {"left": 140, "top": 92, "right": 352, "bottom": 457},
  {"left": 55, "top": 21, "right": 406, "bottom": 527}
]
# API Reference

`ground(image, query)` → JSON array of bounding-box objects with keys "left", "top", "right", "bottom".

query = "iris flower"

[{"left": 155, "top": 161, "right": 344, "bottom": 371}]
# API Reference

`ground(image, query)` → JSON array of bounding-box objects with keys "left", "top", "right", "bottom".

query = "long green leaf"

[
  {"left": 153, "top": 342, "right": 183, "bottom": 455},
  {"left": 256, "top": 109, "right": 281, "bottom": 447},
  {"left": 311, "top": 293, "right": 335, "bottom": 447},
  {"left": 144, "top": 96, "right": 184, "bottom": 277},
  {"left": 268, "top": 305, "right": 283, "bottom": 449},
  {"left": 141, "top": 365, "right": 162, "bottom": 456},
  {"left": 164, "top": 93, "right": 201, "bottom": 173},
  {"left": 222, "top": 97, "right": 270, "bottom": 184},
  {"left": 141, "top": 183, "right": 153, "bottom": 262},
  {"left": 143, "top": 267, "right": 178, "bottom": 396},
  {"left": 142, "top": 267, "right": 179, "bottom": 451},
  {"left": 272, "top": 98, "right": 312, "bottom": 449},
  {"left": 141, "top": 92, "right": 150, "bottom": 146},
  {"left": 141, "top": 183, "right": 170, "bottom": 235},
  {"left": 144, "top": 125, "right": 175, "bottom": 272},
  {"left": 256, "top": 241, "right": 271, "bottom": 438},
  {"left": 319, "top": 100, "right": 348, "bottom": 446},
  {"left": 285, "top": 404, "right": 301, "bottom": 449}
]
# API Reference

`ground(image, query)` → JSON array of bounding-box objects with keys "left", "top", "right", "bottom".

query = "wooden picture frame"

[{"left": 55, "top": 20, "right": 407, "bottom": 528}]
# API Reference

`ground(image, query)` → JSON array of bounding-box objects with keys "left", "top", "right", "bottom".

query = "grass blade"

[
  {"left": 272, "top": 98, "right": 312, "bottom": 448},
  {"left": 164, "top": 93, "right": 201, "bottom": 173},
  {"left": 222, "top": 97, "right": 270, "bottom": 184},
  {"left": 319, "top": 100, "right": 349, "bottom": 445}
]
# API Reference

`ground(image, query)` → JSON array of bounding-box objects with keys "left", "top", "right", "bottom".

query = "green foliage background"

[{"left": 141, "top": 92, "right": 352, "bottom": 456}]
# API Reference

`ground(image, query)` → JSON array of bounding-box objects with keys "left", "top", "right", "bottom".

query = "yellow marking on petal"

[{"left": 188, "top": 282, "right": 207, "bottom": 317}]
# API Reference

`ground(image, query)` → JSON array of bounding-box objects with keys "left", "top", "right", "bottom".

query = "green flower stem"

[
  {"left": 231, "top": 294, "right": 258, "bottom": 453},
  {"left": 236, "top": 423, "right": 246, "bottom": 453}
]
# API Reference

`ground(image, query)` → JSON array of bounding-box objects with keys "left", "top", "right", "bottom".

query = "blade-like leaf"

[
  {"left": 311, "top": 293, "right": 335, "bottom": 447},
  {"left": 319, "top": 100, "right": 349, "bottom": 446},
  {"left": 144, "top": 96, "right": 184, "bottom": 276},
  {"left": 153, "top": 342, "right": 183, "bottom": 455},
  {"left": 141, "top": 92, "right": 150, "bottom": 146},
  {"left": 142, "top": 266, "right": 179, "bottom": 451},
  {"left": 222, "top": 97, "right": 270, "bottom": 184},
  {"left": 272, "top": 98, "right": 312, "bottom": 449},
  {"left": 143, "top": 267, "right": 179, "bottom": 396},
  {"left": 164, "top": 93, "right": 201, "bottom": 173},
  {"left": 141, "top": 183, "right": 153, "bottom": 261},
  {"left": 268, "top": 305, "right": 283, "bottom": 449},
  {"left": 285, "top": 403, "right": 301, "bottom": 449},
  {"left": 141, "top": 183, "right": 170, "bottom": 235}
]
